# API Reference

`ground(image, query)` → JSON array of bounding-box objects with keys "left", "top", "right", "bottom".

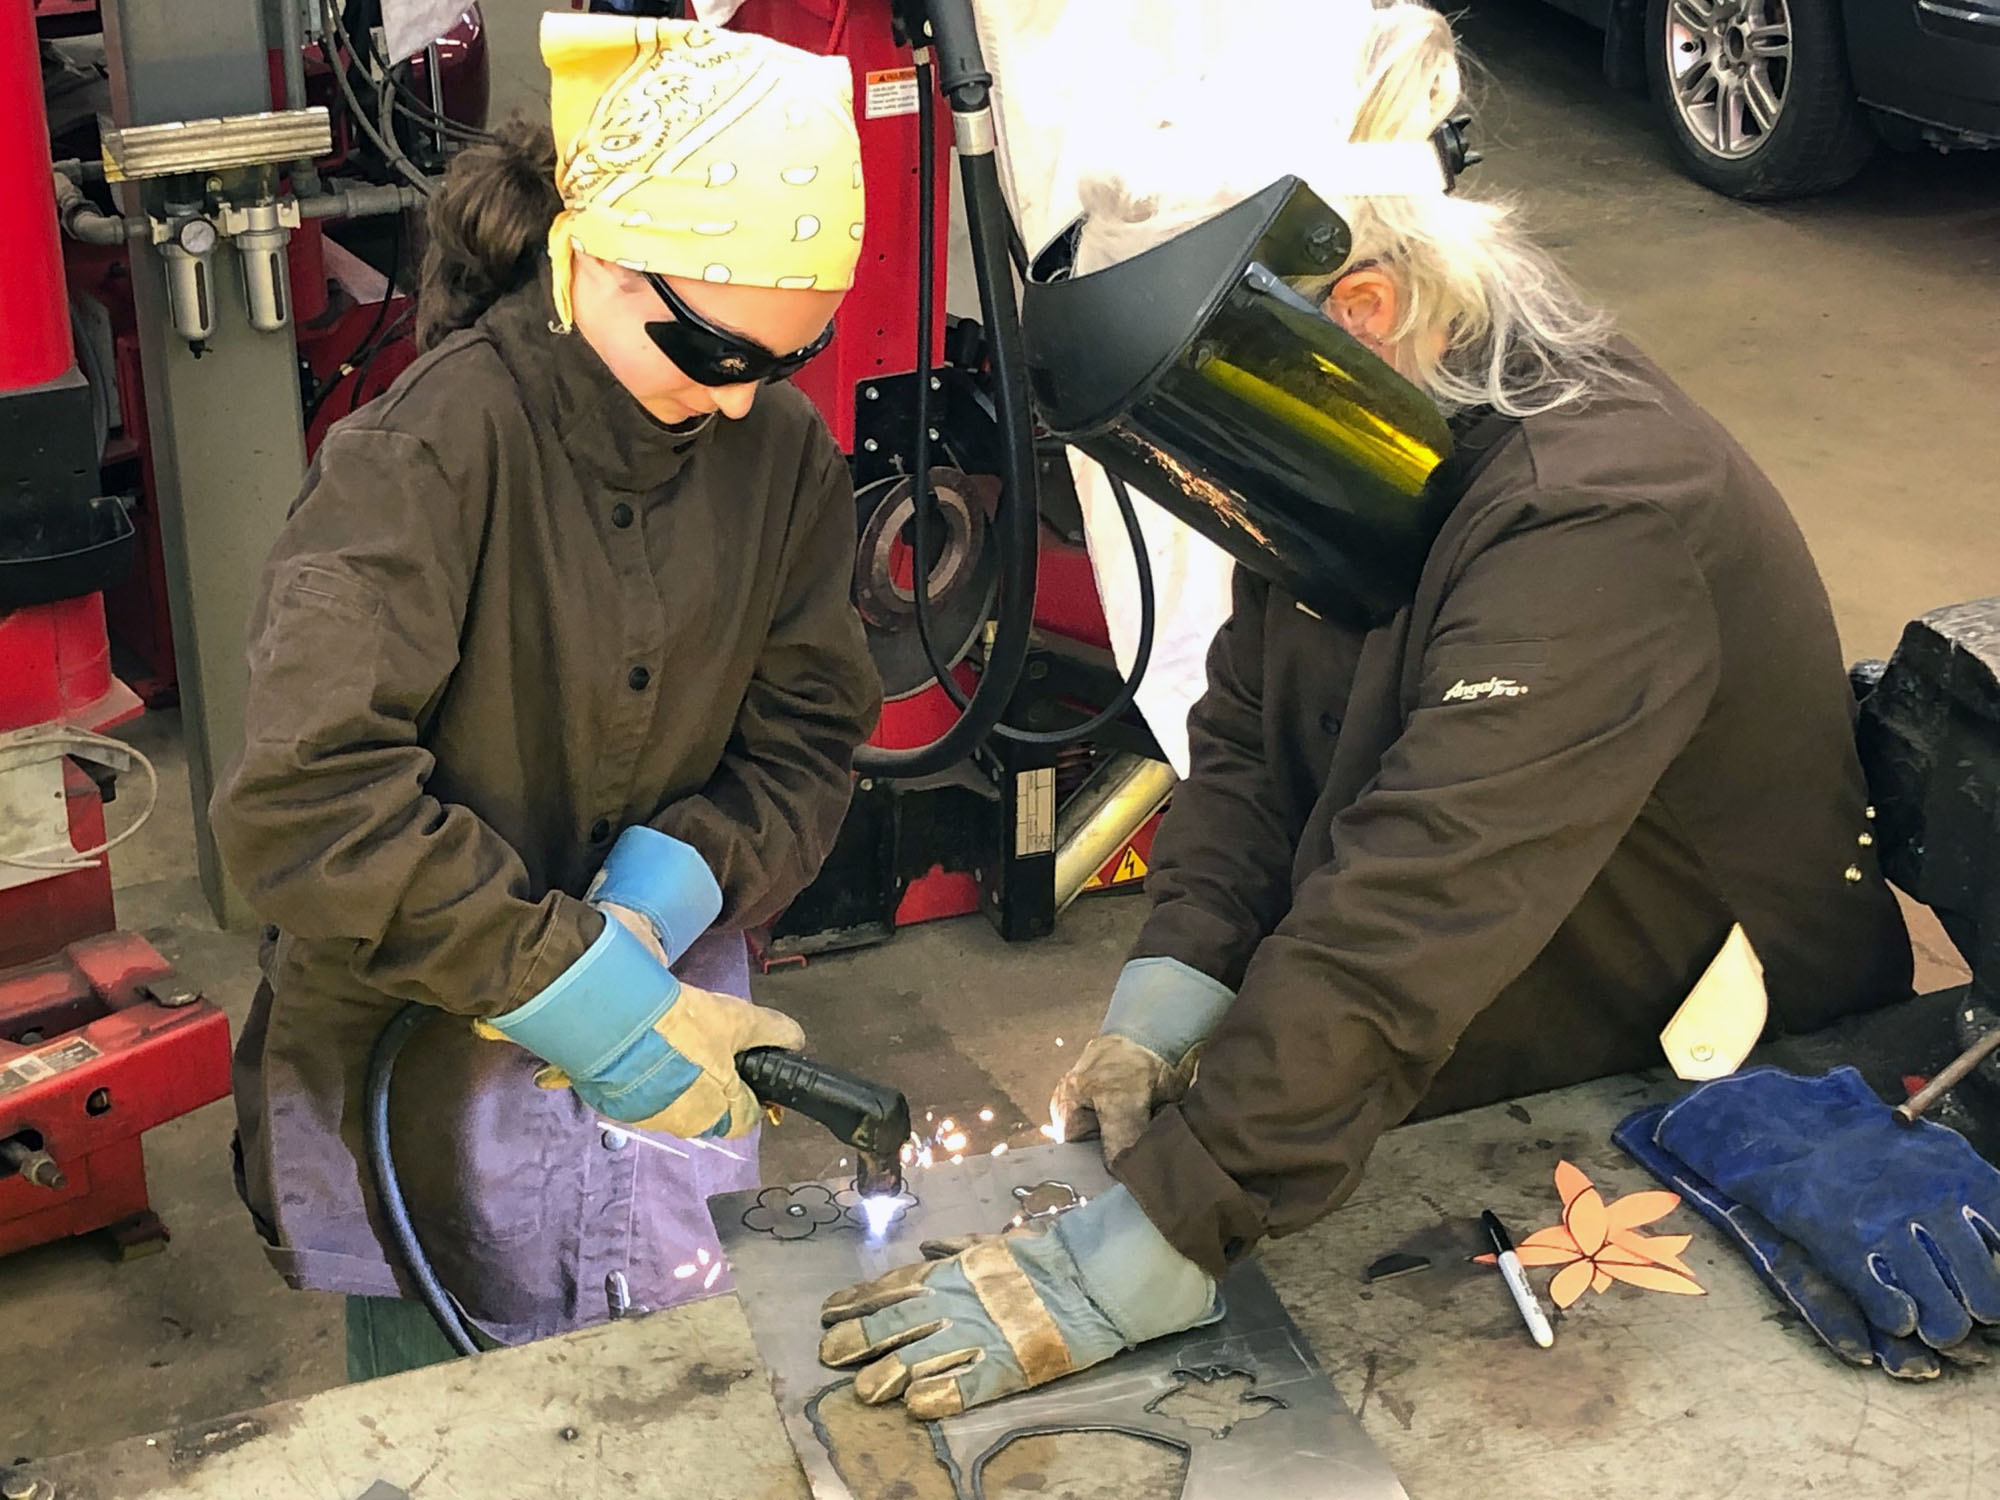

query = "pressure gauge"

[{"left": 174, "top": 216, "right": 219, "bottom": 256}]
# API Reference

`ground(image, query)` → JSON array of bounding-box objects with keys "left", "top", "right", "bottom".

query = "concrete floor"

[{"left": 5, "top": 0, "right": 1998, "bottom": 1469}]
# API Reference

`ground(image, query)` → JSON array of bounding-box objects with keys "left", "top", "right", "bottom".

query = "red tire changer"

[{"left": 1, "top": 0, "right": 232, "bottom": 1261}]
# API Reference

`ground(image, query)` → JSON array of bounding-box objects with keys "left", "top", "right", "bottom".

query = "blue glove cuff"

[
  {"left": 588, "top": 826, "right": 723, "bottom": 965},
  {"left": 1103, "top": 958, "right": 1235, "bottom": 1065},
  {"left": 1054, "top": 1184, "right": 1221, "bottom": 1345},
  {"left": 487, "top": 917, "right": 682, "bottom": 1082}
]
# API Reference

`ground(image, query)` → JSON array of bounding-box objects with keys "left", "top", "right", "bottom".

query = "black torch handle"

[{"left": 735, "top": 1047, "right": 912, "bottom": 1172}]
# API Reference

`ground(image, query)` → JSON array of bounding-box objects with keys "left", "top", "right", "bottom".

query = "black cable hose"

[
  {"left": 366, "top": 1002, "right": 483, "bottom": 1357},
  {"left": 850, "top": 67, "right": 1039, "bottom": 779},
  {"left": 905, "top": 63, "right": 1156, "bottom": 748}
]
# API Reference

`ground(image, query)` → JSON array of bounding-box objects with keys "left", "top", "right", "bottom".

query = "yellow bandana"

[{"left": 540, "top": 13, "right": 866, "bottom": 330}]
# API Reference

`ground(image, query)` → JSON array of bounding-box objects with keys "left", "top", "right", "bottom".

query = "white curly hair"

[{"left": 1068, "top": 0, "right": 1620, "bottom": 418}]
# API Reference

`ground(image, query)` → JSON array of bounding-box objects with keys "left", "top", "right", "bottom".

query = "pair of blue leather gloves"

[
  {"left": 480, "top": 827, "right": 802, "bottom": 1138},
  {"left": 1618, "top": 1065, "right": 2000, "bottom": 1379}
]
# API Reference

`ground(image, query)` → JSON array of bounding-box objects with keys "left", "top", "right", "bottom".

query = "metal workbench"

[{"left": 11, "top": 1042, "right": 1993, "bottom": 1500}]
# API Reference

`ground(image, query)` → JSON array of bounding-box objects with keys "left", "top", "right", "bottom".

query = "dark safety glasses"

[{"left": 641, "top": 271, "right": 835, "bottom": 387}]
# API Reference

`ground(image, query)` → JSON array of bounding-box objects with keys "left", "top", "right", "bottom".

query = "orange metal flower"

[{"left": 1477, "top": 1160, "right": 1705, "bottom": 1309}]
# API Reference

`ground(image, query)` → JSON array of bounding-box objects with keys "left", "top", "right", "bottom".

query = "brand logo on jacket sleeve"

[{"left": 1442, "top": 675, "right": 1530, "bottom": 703}]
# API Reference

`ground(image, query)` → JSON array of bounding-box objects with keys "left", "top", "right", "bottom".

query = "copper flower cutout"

[{"left": 1478, "top": 1160, "right": 1706, "bottom": 1308}]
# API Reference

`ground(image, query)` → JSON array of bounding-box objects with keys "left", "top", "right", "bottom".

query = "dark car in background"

[{"left": 1551, "top": 0, "right": 2000, "bottom": 196}]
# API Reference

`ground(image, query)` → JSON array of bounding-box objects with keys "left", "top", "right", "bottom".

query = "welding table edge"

[{"left": 13, "top": 989, "right": 1985, "bottom": 1500}]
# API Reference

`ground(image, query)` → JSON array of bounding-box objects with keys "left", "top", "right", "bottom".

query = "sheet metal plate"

[{"left": 712, "top": 1143, "right": 1408, "bottom": 1500}]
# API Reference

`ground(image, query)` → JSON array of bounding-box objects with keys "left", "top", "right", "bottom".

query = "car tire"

[{"left": 1644, "top": 0, "right": 1876, "bottom": 199}]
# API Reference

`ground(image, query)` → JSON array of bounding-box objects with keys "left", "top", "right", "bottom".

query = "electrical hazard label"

[
  {"left": 864, "top": 67, "right": 921, "bottom": 119},
  {"left": 0, "top": 1037, "right": 101, "bottom": 1098},
  {"left": 1084, "top": 847, "right": 1150, "bottom": 891}
]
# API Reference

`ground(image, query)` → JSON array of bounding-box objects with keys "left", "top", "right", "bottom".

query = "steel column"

[{"left": 100, "top": 0, "right": 310, "bottom": 925}]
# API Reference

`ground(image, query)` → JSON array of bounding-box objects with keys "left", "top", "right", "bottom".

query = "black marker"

[{"left": 1483, "top": 1209, "right": 1555, "bottom": 1348}]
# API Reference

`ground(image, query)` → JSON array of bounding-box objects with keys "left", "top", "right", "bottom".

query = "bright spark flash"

[
  {"left": 860, "top": 1193, "right": 900, "bottom": 1238},
  {"left": 1040, "top": 1121, "right": 1064, "bottom": 1143},
  {"left": 942, "top": 1131, "right": 969, "bottom": 1153},
  {"left": 978, "top": 1109, "right": 995, "bottom": 1123}
]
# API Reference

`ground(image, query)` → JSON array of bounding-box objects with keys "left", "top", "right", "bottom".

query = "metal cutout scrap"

[
  {"left": 739, "top": 1184, "right": 921, "bottom": 1241},
  {"left": 711, "top": 1143, "right": 1408, "bottom": 1500},
  {"left": 1143, "top": 1365, "right": 1288, "bottom": 1439},
  {"left": 1008, "top": 1179, "right": 1086, "bottom": 1227}
]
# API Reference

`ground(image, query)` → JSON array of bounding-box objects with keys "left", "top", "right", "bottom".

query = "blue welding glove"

[
  {"left": 1614, "top": 1104, "right": 1943, "bottom": 1379},
  {"left": 1050, "top": 958, "right": 1235, "bottom": 1162},
  {"left": 586, "top": 826, "right": 723, "bottom": 966},
  {"left": 818, "top": 1184, "right": 1222, "bottom": 1418},
  {"left": 1652, "top": 1066, "right": 2000, "bottom": 1352},
  {"left": 481, "top": 916, "right": 803, "bottom": 1139}
]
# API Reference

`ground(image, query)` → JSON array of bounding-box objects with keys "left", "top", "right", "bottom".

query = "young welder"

[
  {"left": 213, "top": 14, "right": 880, "bottom": 1377},
  {"left": 817, "top": 0, "right": 1999, "bottom": 1412}
]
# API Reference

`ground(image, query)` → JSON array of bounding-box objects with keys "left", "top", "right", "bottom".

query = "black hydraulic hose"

[
  {"left": 851, "top": 21, "right": 1038, "bottom": 780},
  {"left": 366, "top": 1002, "right": 483, "bottom": 1357},
  {"left": 924, "top": 472, "right": 1156, "bottom": 745},
  {"left": 903, "top": 49, "right": 1155, "bottom": 747}
]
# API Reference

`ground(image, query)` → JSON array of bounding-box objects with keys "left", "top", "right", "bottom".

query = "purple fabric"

[{"left": 235, "top": 929, "right": 761, "bottom": 1345}]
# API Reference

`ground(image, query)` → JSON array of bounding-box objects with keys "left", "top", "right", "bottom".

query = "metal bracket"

[{"left": 100, "top": 106, "right": 332, "bottom": 181}]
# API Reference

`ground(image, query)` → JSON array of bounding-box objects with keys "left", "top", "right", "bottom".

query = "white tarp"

[{"left": 379, "top": 0, "right": 476, "bottom": 65}]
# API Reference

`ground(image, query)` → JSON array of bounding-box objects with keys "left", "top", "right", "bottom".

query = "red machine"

[
  {"left": 0, "top": 936, "right": 232, "bottom": 1259},
  {"left": 724, "top": 0, "right": 1167, "bottom": 956},
  {"left": 4, "top": 0, "right": 232, "bottom": 1258}
]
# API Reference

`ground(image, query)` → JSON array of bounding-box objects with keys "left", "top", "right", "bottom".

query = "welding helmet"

[{"left": 1022, "top": 177, "right": 1457, "bottom": 629}]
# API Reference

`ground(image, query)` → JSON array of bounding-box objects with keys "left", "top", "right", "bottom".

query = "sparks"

[
  {"left": 703, "top": 1261, "right": 723, "bottom": 1290},
  {"left": 696, "top": 1248, "right": 711, "bottom": 1266},
  {"left": 1055, "top": 1037, "right": 1065, "bottom": 1048},
  {"left": 990, "top": 1143, "right": 1009, "bottom": 1157},
  {"left": 860, "top": 1193, "right": 900, "bottom": 1239},
  {"left": 942, "top": 1131, "right": 969, "bottom": 1152},
  {"left": 673, "top": 1263, "right": 697, "bottom": 1279},
  {"left": 950, "top": 1154, "right": 964, "bottom": 1165},
  {"left": 939, "top": 1118, "right": 957, "bottom": 1134},
  {"left": 1040, "top": 1121, "right": 1063, "bottom": 1142},
  {"left": 978, "top": 1109, "right": 995, "bottom": 1123}
]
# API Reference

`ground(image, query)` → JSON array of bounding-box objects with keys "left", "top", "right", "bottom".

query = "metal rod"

[
  {"left": 297, "top": 181, "right": 423, "bottom": 219},
  {"left": 1053, "top": 755, "right": 1177, "bottom": 911},
  {"left": 1895, "top": 1025, "right": 2000, "bottom": 1123},
  {"left": 274, "top": 0, "right": 321, "bottom": 197}
]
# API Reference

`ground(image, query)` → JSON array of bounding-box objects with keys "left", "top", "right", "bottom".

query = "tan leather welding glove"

[
  {"left": 819, "top": 1184, "right": 1220, "bottom": 1418},
  {"left": 1049, "top": 958, "right": 1235, "bottom": 1162},
  {"left": 1050, "top": 1035, "right": 1200, "bottom": 1162}
]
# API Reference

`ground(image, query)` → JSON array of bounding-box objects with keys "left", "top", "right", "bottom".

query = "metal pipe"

[
  {"left": 297, "top": 181, "right": 423, "bottom": 220},
  {"left": 1053, "top": 755, "right": 1177, "bottom": 911},
  {"left": 51, "top": 171, "right": 136, "bottom": 245},
  {"left": 1895, "top": 1025, "right": 2000, "bottom": 1124},
  {"left": 273, "top": 0, "right": 323, "bottom": 198}
]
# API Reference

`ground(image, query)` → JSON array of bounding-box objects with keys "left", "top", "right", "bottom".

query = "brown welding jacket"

[
  {"left": 1114, "top": 344, "right": 1913, "bottom": 1277},
  {"left": 211, "top": 268, "right": 880, "bottom": 1339}
]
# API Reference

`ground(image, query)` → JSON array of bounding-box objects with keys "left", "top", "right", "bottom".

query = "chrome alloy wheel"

[{"left": 1666, "top": 0, "right": 1794, "bottom": 159}]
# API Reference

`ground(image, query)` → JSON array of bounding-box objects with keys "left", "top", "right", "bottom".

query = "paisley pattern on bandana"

[{"left": 540, "top": 14, "right": 866, "bottom": 328}]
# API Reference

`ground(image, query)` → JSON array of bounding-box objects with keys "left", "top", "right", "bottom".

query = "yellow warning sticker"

[{"left": 1084, "top": 847, "right": 1150, "bottom": 892}]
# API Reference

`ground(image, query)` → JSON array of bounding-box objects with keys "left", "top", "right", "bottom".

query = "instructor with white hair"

[{"left": 813, "top": 0, "right": 1919, "bottom": 1414}]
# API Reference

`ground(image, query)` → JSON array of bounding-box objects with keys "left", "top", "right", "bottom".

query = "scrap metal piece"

[{"left": 712, "top": 1143, "right": 1408, "bottom": 1500}]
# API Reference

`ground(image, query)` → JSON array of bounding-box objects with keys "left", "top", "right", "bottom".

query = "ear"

[{"left": 1324, "top": 267, "right": 1400, "bottom": 348}]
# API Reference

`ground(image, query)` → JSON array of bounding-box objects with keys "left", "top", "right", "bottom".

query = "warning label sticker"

[
  {"left": 864, "top": 67, "right": 920, "bottom": 120},
  {"left": 0, "top": 1037, "right": 101, "bottom": 1098},
  {"left": 1084, "top": 846, "right": 1150, "bottom": 891},
  {"left": 1014, "top": 767, "right": 1056, "bottom": 858}
]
